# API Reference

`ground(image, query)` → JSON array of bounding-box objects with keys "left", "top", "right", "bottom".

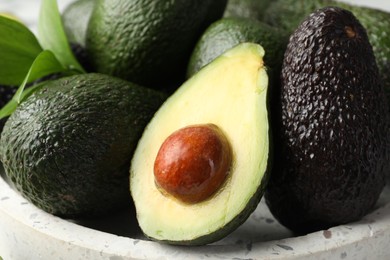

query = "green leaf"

[
  {"left": 0, "top": 15, "right": 43, "bottom": 85},
  {"left": 38, "top": 0, "right": 85, "bottom": 73},
  {"left": 0, "top": 50, "right": 71, "bottom": 119}
]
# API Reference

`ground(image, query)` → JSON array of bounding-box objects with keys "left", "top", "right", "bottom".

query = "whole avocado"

[
  {"left": 223, "top": 0, "right": 273, "bottom": 20},
  {"left": 263, "top": 0, "right": 390, "bottom": 110},
  {"left": 62, "top": 0, "right": 96, "bottom": 71},
  {"left": 62, "top": 0, "right": 95, "bottom": 47},
  {"left": 0, "top": 73, "right": 166, "bottom": 217},
  {"left": 186, "top": 17, "right": 288, "bottom": 83},
  {"left": 265, "top": 7, "right": 390, "bottom": 234},
  {"left": 86, "top": 0, "right": 227, "bottom": 91}
]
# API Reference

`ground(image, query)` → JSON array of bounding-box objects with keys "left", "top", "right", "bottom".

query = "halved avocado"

[{"left": 130, "top": 43, "right": 271, "bottom": 245}]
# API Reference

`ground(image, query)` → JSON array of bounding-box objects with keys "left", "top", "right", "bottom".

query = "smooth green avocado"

[
  {"left": 0, "top": 73, "right": 166, "bottom": 217},
  {"left": 62, "top": 0, "right": 96, "bottom": 72},
  {"left": 86, "top": 0, "right": 227, "bottom": 91},
  {"left": 62, "top": 0, "right": 95, "bottom": 47},
  {"left": 262, "top": 0, "right": 390, "bottom": 110},
  {"left": 130, "top": 43, "right": 271, "bottom": 245},
  {"left": 187, "top": 17, "right": 288, "bottom": 82},
  {"left": 265, "top": 7, "right": 390, "bottom": 234},
  {"left": 224, "top": 0, "right": 273, "bottom": 20}
]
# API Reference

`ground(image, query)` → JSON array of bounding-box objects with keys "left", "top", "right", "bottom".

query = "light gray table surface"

[{"left": 0, "top": 0, "right": 75, "bottom": 33}]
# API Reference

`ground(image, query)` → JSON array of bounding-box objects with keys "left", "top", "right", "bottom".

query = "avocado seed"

[{"left": 154, "top": 124, "right": 232, "bottom": 204}]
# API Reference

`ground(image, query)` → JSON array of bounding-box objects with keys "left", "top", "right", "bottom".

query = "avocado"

[
  {"left": 62, "top": 0, "right": 95, "bottom": 47},
  {"left": 62, "top": 0, "right": 95, "bottom": 72},
  {"left": 86, "top": 0, "right": 227, "bottom": 91},
  {"left": 0, "top": 74, "right": 61, "bottom": 136},
  {"left": 265, "top": 7, "right": 390, "bottom": 234},
  {"left": 0, "top": 73, "right": 166, "bottom": 217},
  {"left": 262, "top": 0, "right": 390, "bottom": 110},
  {"left": 186, "top": 17, "right": 288, "bottom": 83},
  {"left": 130, "top": 43, "right": 271, "bottom": 245},
  {"left": 224, "top": 0, "right": 273, "bottom": 20}
]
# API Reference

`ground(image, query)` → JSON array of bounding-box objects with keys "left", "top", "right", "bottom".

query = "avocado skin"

[
  {"left": 263, "top": 0, "right": 390, "bottom": 111},
  {"left": 0, "top": 74, "right": 61, "bottom": 136},
  {"left": 187, "top": 18, "right": 288, "bottom": 81},
  {"left": 62, "top": 0, "right": 95, "bottom": 71},
  {"left": 0, "top": 73, "right": 166, "bottom": 217},
  {"left": 265, "top": 7, "right": 390, "bottom": 234},
  {"left": 62, "top": 0, "right": 95, "bottom": 47},
  {"left": 86, "top": 0, "right": 227, "bottom": 91},
  {"left": 224, "top": 0, "right": 273, "bottom": 20}
]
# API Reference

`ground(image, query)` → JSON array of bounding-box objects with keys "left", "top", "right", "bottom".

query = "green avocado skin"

[
  {"left": 187, "top": 18, "right": 288, "bottom": 80},
  {"left": 0, "top": 73, "right": 166, "bottom": 217},
  {"left": 263, "top": 0, "right": 390, "bottom": 110},
  {"left": 62, "top": 0, "right": 95, "bottom": 47},
  {"left": 86, "top": 0, "right": 227, "bottom": 91},
  {"left": 223, "top": 0, "right": 273, "bottom": 20},
  {"left": 265, "top": 7, "right": 390, "bottom": 234}
]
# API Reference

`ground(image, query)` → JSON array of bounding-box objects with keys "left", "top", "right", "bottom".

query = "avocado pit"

[{"left": 154, "top": 124, "right": 232, "bottom": 204}]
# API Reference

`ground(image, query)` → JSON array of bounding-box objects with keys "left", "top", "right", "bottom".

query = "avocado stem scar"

[{"left": 344, "top": 25, "right": 356, "bottom": 38}]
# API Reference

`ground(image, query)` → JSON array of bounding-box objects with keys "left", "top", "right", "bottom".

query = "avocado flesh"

[
  {"left": 86, "top": 0, "right": 227, "bottom": 91},
  {"left": 0, "top": 73, "right": 166, "bottom": 217},
  {"left": 130, "top": 43, "right": 270, "bottom": 245},
  {"left": 262, "top": 0, "right": 390, "bottom": 110},
  {"left": 265, "top": 7, "right": 390, "bottom": 234}
]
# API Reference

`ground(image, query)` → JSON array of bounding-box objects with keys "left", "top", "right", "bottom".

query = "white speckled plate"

[
  {"left": 1, "top": 0, "right": 390, "bottom": 259},
  {"left": 1, "top": 168, "right": 390, "bottom": 260}
]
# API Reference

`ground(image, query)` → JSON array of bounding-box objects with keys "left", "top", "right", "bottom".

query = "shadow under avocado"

[{"left": 68, "top": 201, "right": 145, "bottom": 239}]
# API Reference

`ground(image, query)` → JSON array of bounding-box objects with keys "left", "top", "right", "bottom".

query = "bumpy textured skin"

[
  {"left": 1, "top": 75, "right": 59, "bottom": 134},
  {"left": 263, "top": 0, "right": 390, "bottom": 111},
  {"left": 187, "top": 18, "right": 288, "bottom": 80},
  {"left": 86, "top": 0, "right": 227, "bottom": 91},
  {"left": 0, "top": 73, "right": 166, "bottom": 217},
  {"left": 265, "top": 7, "right": 390, "bottom": 234}
]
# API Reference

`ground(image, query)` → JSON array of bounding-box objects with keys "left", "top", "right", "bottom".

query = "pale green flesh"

[{"left": 130, "top": 43, "right": 269, "bottom": 243}]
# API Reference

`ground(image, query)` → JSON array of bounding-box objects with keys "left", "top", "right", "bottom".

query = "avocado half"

[{"left": 130, "top": 43, "right": 271, "bottom": 245}]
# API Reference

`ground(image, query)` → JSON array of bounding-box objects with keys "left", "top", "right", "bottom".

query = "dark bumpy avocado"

[
  {"left": 130, "top": 43, "right": 271, "bottom": 245},
  {"left": 0, "top": 73, "right": 166, "bottom": 217},
  {"left": 265, "top": 7, "right": 390, "bottom": 234},
  {"left": 187, "top": 17, "right": 288, "bottom": 82},
  {"left": 86, "top": 0, "right": 227, "bottom": 91},
  {"left": 262, "top": 0, "right": 390, "bottom": 110}
]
